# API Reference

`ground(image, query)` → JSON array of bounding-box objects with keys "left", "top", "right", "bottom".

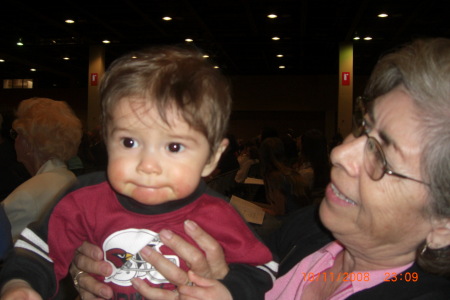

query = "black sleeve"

[
  {"left": 0, "top": 245, "right": 59, "bottom": 298},
  {"left": 0, "top": 205, "right": 12, "bottom": 261},
  {"left": 220, "top": 263, "right": 275, "bottom": 300},
  {"left": 0, "top": 171, "right": 107, "bottom": 298}
]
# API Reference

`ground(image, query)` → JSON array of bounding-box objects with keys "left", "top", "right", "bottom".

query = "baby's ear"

[
  {"left": 426, "top": 218, "right": 450, "bottom": 249},
  {"left": 201, "top": 138, "right": 229, "bottom": 177}
]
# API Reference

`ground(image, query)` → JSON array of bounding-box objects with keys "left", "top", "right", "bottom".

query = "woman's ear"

[
  {"left": 201, "top": 138, "right": 229, "bottom": 177},
  {"left": 426, "top": 218, "right": 450, "bottom": 249}
]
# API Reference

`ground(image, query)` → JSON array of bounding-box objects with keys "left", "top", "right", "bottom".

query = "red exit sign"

[
  {"left": 342, "top": 72, "right": 350, "bottom": 85},
  {"left": 90, "top": 73, "right": 98, "bottom": 86}
]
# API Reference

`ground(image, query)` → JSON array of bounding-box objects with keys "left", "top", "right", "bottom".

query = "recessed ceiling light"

[
  {"left": 214, "top": 66, "right": 219, "bottom": 69},
  {"left": 267, "top": 14, "right": 277, "bottom": 19},
  {"left": 378, "top": 13, "right": 388, "bottom": 18},
  {"left": 17, "top": 38, "right": 23, "bottom": 46},
  {"left": 63, "top": 57, "right": 70, "bottom": 60},
  {"left": 0, "top": 59, "right": 5, "bottom": 62},
  {"left": 203, "top": 54, "right": 209, "bottom": 58},
  {"left": 279, "top": 66, "right": 285, "bottom": 69},
  {"left": 276, "top": 54, "right": 283, "bottom": 58},
  {"left": 364, "top": 36, "right": 372, "bottom": 40},
  {"left": 272, "top": 36, "right": 280, "bottom": 41},
  {"left": 65, "top": 19, "right": 75, "bottom": 24},
  {"left": 353, "top": 36, "right": 360, "bottom": 40},
  {"left": 102, "top": 40, "right": 111, "bottom": 44},
  {"left": 30, "top": 68, "right": 36, "bottom": 72},
  {"left": 185, "top": 38, "right": 193, "bottom": 42},
  {"left": 162, "top": 16, "right": 172, "bottom": 21}
]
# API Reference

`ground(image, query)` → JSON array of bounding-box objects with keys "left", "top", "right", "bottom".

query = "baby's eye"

[
  {"left": 167, "top": 143, "right": 185, "bottom": 153},
  {"left": 122, "top": 137, "right": 138, "bottom": 148}
]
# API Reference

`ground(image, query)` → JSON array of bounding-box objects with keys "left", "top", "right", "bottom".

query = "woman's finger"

[
  {"left": 70, "top": 242, "right": 114, "bottom": 299},
  {"left": 69, "top": 263, "right": 114, "bottom": 300},
  {"left": 138, "top": 245, "right": 190, "bottom": 286},
  {"left": 131, "top": 278, "right": 178, "bottom": 300},
  {"left": 76, "top": 241, "right": 104, "bottom": 261},
  {"left": 72, "top": 243, "right": 112, "bottom": 278},
  {"left": 182, "top": 220, "right": 229, "bottom": 279},
  {"left": 177, "top": 271, "right": 233, "bottom": 300},
  {"left": 158, "top": 228, "right": 212, "bottom": 277}
]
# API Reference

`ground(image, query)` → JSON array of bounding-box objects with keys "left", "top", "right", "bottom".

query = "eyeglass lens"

[
  {"left": 352, "top": 97, "right": 367, "bottom": 138},
  {"left": 364, "top": 136, "right": 386, "bottom": 180}
]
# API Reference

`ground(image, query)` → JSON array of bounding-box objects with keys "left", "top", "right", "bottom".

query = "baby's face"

[{"left": 105, "top": 97, "right": 217, "bottom": 205}]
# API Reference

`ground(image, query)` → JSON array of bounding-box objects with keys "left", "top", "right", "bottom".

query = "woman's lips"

[{"left": 326, "top": 183, "right": 357, "bottom": 206}]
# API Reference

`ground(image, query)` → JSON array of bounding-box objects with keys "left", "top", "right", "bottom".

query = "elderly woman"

[
  {"left": 2, "top": 38, "right": 450, "bottom": 299},
  {"left": 263, "top": 38, "right": 450, "bottom": 299},
  {"left": 2, "top": 97, "right": 82, "bottom": 241}
]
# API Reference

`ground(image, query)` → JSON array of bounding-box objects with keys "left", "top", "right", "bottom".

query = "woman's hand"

[
  {"left": 131, "top": 271, "right": 232, "bottom": 300},
  {"left": 0, "top": 279, "right": 43, "bottom": 300},
  {"left": 70, "top": 242, "right": 114, "bottom": 299},
  {"left": 71, "top": 220, "right": 229, "bottom": 299},
  {"left": 178, "top": 271, "right": 232, "bottom": 300},
  {"left": 154, "top": 220, "right": 229, "bottom": 280}
]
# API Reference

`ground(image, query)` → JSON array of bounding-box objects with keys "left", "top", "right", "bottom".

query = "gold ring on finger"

[{"left": 73, "top": 270, "right": 85, "bottom": 289}]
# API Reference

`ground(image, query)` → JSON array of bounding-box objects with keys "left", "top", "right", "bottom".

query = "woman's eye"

[
  {"left": 167, "top": 143, "right": 185, "bottom": 153},
  {"left": 122, "top": 138, "right": 138, "bottom": 148}
]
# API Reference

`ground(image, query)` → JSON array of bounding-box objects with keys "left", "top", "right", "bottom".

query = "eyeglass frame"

[{"left": 352, "top": 96, "right": 430, "bottom": 186}]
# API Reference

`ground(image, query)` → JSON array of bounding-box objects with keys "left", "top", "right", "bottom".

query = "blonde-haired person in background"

[{"left": 2, "top": 97, "right": 82, "bottom": 240}]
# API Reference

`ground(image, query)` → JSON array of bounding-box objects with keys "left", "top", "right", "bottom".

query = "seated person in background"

[
  {"left": 280, "top": 131, "right": 298, "bottom": 167},
  {"left": 258, "top": 137, "right": 309, "bottom": 216},
  {"left": 295, "top": 128, "right": 330, "bottom": 199},
  {"left": 0, "top": 45, "right": 276, "bottom": 300},
  {"left": 2, "top": 98, "right": 82, "bottom": 241},
  {"left": 235, "top": 140, "right": 259, "bottom": 183},
  {"left": 0, "top": 112, "right": 30, "bottom": 201},
  {"left": 51, "top": 38, "right": 450, "bottom": 300}
]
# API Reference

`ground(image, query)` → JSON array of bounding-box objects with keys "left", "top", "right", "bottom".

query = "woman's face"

[
  {"left": 320, "top": 86, "right": 433, "bottom": 264},
  {"left": 14, "top": 130, "right": 29, "bottom": 163}
]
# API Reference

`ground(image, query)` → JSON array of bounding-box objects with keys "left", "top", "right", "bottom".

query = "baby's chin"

[
  {"left": 113, "top": 180, "right": 197, "bottom": 205},
  {"left": 119, "top": 184, "right": 179, "bottom": 205}
]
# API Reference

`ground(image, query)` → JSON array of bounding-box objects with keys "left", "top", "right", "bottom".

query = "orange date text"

[{"left": 302, "top": 272, "right": 370, "bottom": 282}]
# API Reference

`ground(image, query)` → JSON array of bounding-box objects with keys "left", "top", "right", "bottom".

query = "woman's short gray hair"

[{"left": 364, "top": 38, "right": 450, "bottom": 275}]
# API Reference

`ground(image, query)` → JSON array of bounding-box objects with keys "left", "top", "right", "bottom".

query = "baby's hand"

[
  {"left": 177, "top": 270, "right": 232, "bottom": 300},
  {"left": 0, "top": 279, "right": 42, "bottom": 300}
]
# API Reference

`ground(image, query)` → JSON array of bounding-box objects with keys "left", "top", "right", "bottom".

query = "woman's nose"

[{"left": 330, "top": 133, "right": 366, "bottom": 178}]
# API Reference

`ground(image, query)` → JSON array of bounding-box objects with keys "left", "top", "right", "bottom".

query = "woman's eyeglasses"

[{"left": 352, "top": 97, "right": 429, "bottom": 186}]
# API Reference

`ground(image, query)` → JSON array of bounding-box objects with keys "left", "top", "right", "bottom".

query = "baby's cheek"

[
  {"left": 172, "top": 178, "right": 200, "bottom": 199},
  {"left": 107, "top": 168, "right": 128, "bottom": 192}
]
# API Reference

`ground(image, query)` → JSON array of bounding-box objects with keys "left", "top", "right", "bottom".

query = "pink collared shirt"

[{"left": 266, "top": 241, "right": 413, "bottom": 300}]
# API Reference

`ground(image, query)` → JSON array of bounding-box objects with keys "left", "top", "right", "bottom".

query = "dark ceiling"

[{"left": 0, "top": 0, "right": 449, "bottom": 88}]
